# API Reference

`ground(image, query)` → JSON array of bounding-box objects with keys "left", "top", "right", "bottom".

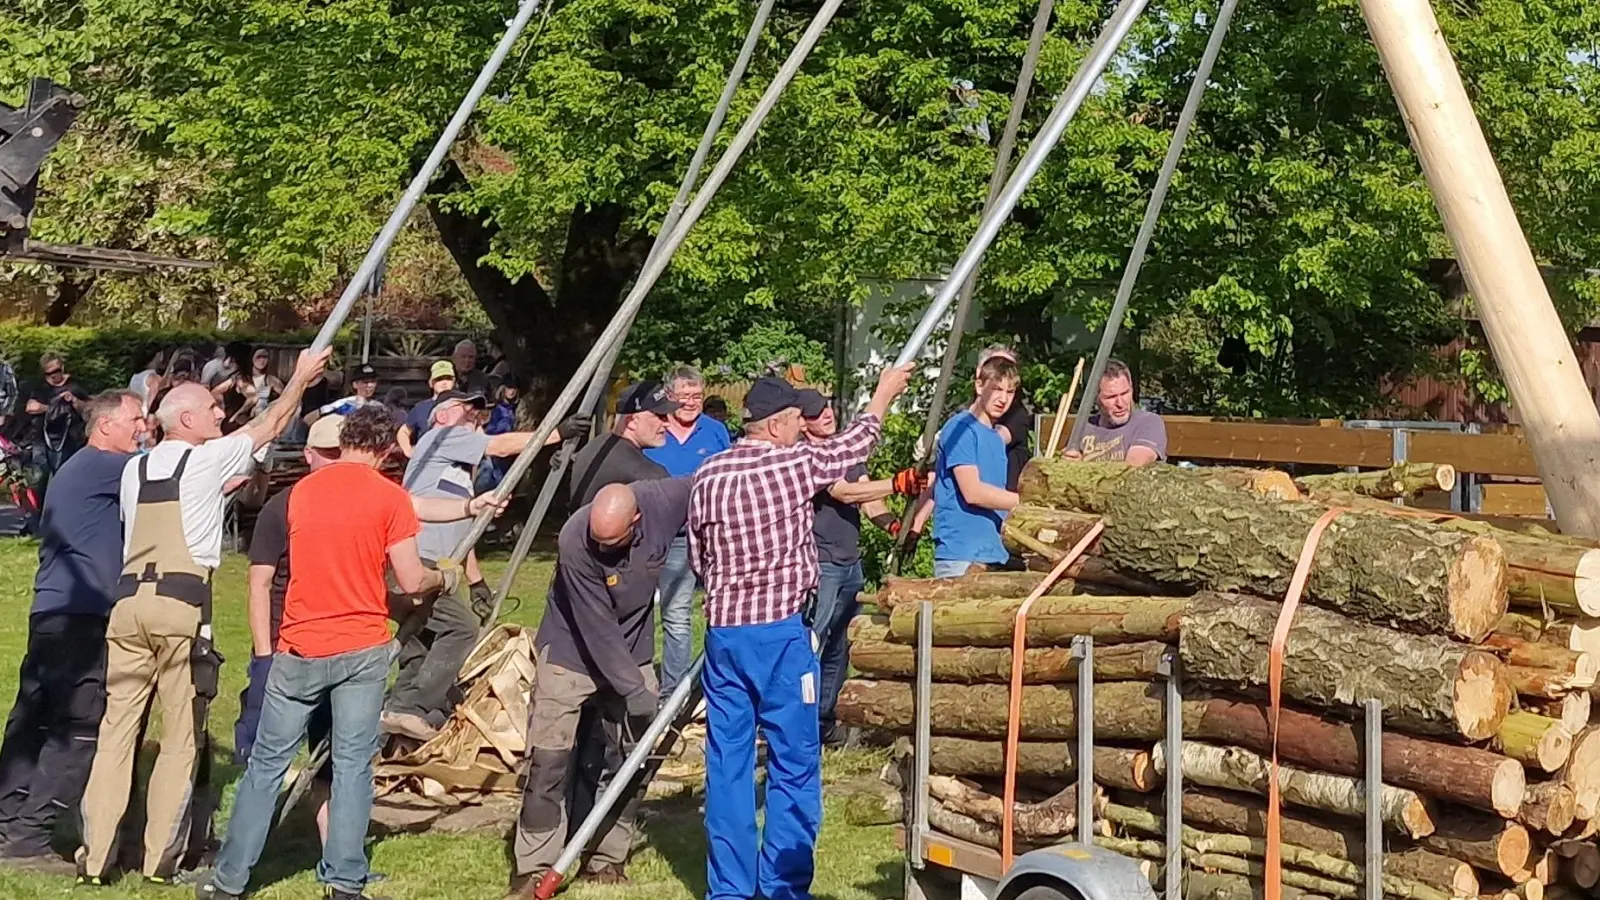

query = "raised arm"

[
  {"left": 804, "top": 365, "right": 913, "bottom": 489},
  {"left": 240, "top": 349, "right": 331, "bottom": 451},
  {"left": 484, "top": 412, "right": 592, "bottom": 458}
]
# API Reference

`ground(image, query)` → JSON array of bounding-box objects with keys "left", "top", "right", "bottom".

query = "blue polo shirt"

[{"left": 644, "top": 414, "right": 732, "bottom": 477}]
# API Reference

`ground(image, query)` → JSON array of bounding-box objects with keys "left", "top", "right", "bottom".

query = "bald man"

[
  {"left": 508, "top": 478, "right": 690, "bottom": 895},
  {"left": 77, "top": 348, "right": 328, "bottom": 886}
]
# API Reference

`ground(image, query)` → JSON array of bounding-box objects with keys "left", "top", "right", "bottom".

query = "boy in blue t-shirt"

[{"left": 925, "top": 355, "right": 1022, "bottom": 578}]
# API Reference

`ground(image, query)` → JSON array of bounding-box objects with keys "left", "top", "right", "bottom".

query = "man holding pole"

[
  {"left": 689, "top": 363, "right": 911, "bottom": 900},
  {"left": 508, "top": 479, "right": 688, "bottom": 897}
]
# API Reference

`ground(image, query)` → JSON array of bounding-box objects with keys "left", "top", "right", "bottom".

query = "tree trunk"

[
  {"left": 926, "top": 774, "right": 1094, "bottom": 837},
  {"left": 1003, "top": 522, "right": 1167, "bottom": 594},
  {"left": 44, "top": 269, "right": 97, "bottom": 326},
  {"left": 1020, "top": 459, "right": 1509, "bottom": 641},
  {"left": 838, "top": 781, "right": 903, "bottom": 826},
  {"left": 1509, "top": 666, "right": 1593, "bottom": 700},
  {"left": 1525, "top": 692, "right": 1589, "bottom": 735},
  {"left": 1113, "top": 790, "right": 1479, "bottom": 897},
  {"left": 1518, "top": 781, "right": 1577, "bottom": 836},
  {"left": 1494, "top": 711, "right": 1573, "bottom": 772},
  {"left": 1493, "top": 539, "right": 1600, "bottom": 616},
  {"left": 866, "top": 572, "right": 1082, "bottom": 611},
  {"left": 1152, "top": 741, "right": 1436, "bottom": 838},
  {"left": 1497, "top": 613, "right": 1600, "bottom": 658},
  {"left": 1181, "top": 831, "right": 1451, "bottom": 900},
  {"left": 849, "top": 634, "right": 1167, "bottom": 684},
  {"left": 1552, "top": 840, "right": 1600, "bottom": 889},
  {"left": 884, "top": 594, "right": 1188, "bottom": 646},
  {"left": 1483, "top": 635, "right": 1598, "bottom": 687},
  {"left": 907, "top": 736, "right": 1158, "bottom": 791},
  {"left": 1181, "top": 593, "right": 1513, "bottom": 741},
  {"left": 1180, "top": 871, "right": 1336, "bottom": 900},
  {"left": 1416, "top": 813, "right": 1532, "bottom": 877},
  {"left": 838, "top": 680, "right": 1526, "bottom": 815},
  {"left": 1296, "top": 463, "right": 1457, "bottom": 499},
  {"left": 1559, "top": 726, "right": 1600, "bottom": 820}
]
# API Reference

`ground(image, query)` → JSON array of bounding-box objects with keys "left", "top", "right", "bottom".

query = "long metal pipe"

[
  {"left": 309, "top": 0, "right": 549, "bottom": 352},
  {"left": 445, "top": 0, "right": 853, "bottom": 566},
  {"left": 486, "top": 0, "right": 778, "bottom": 629},
  {"left": 1065, "top": 0, "right": 1238, "bottom": 450},
  {"left": 889, "top": 0, "right": 1057, "bottom": 570},
  {"left": 893, "top": 0, "right": 1150, "bottom": 368}
]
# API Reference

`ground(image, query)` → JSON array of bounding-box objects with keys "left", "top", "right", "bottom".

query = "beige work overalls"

[{"left": 77, "top": 450, "right": 220, "bottom": 880}]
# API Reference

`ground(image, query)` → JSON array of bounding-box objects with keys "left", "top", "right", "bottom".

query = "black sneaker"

[{"left": 325, "top": 887, "right": 391, "bottom": 900}]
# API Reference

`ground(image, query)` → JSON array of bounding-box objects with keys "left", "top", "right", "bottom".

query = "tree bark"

[
  {"left": 884, "top": 594, "right": 1188, "bottom": 646},
  {"left": 1020, "top": 459, "right": 1509, "bottom": 641},
  {"left": 1518, "top": 781, "right": 1577, "bottom": 836},
  {"left": 1497, "top": 613, "right": 1600, "bottom": 657},
  {"left": 1559, "top": 726, "right": 1600, "bottom": 820},
  {"left": 1181, "top": 593, "right": 1513, "bottom": 741},
  {"left": 907, "top": 736, "right": 1158, "bottom": 791},
  {"left": 1001, "top": 506, "right": 1169, "bottom": 593},
  {"left": 867, "top": 572, "right": 1082, "bottom": 611},
  {"left": 838, "top": 679, "right": 1527, "bottom": 815},
  {"left": 1509, "top": 666, "right": 1594, "bottom": 700},
  {"left": 1152, "top": 741, "right": 1437, "bottom": 838},
  {"left": 1494, "top": 711, "right": 1573, "bottom": 772},
  {"left": 1181, "top": 830, "right": 1451, "bottom": 900},
  {"left": 926, "top": 774, "right": 1094, "bottom": 837},
  {"left": 1296, "top": 463, "right": 1457, "bottom": 499},
  {"left": 849, "top": 635, "right": 1167, "bottom": 684},
  {"left": 1525, "top": 692, "right": 1590, "bottom": 735},
  {"left": 1552, "top": 840, "right": 1600, "bottom": 889},
  {"left": 1416, "top": 812, "right": 1532, "bottom": 877},
  {"left": 1112, "top": 790, "right": 1478, "bottom": 897},
  {"left": 1483, "top": 635, "right": 1598, "bottom": 688},
  {"left": 44, "top": 269, "right": 97, "bottom": 326},
  {"left": 1180, "top": 871, "right": 1335, "bottom": 900}
]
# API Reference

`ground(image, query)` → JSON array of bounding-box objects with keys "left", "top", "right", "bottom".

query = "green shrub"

[{"left": 0, "top": 324, "right": 343, "bottom": 392}]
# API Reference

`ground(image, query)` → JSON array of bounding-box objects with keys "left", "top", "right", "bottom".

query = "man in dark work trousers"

[{"left": 507, "top": 479, "right": 690, "bottom": 897}]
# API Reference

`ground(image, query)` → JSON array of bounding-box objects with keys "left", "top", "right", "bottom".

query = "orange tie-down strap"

[
  {"left": 1266, "top": 507, "right": 1346, "bottom": 900},
  {"left": 1002, "top": 518, "right": 1106, "bottom": 869}
]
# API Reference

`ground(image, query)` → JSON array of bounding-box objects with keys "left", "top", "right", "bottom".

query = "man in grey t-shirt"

[
  {"left": 1065, "top": 359, "right": 1167, "bottom": 466},
  {"left": 382, "top": 390, "right": 589, "bottom": 741}
]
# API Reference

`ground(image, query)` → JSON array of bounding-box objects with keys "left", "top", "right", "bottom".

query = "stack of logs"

[{"left": 838, "top": 460, "right": 1600, "bottom": 900}]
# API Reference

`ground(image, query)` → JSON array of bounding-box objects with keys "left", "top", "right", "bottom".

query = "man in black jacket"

[{"left": 508, "top": 479, "right": 689, "bottom": 896}]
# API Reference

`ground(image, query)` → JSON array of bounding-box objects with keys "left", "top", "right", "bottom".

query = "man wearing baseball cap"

[
  {"left": 383, "top": 390, "right": 590, "bottom": 741},
  {"left": 306, "top": 363, "right": 381, "bottom": 424},
  {"left": 397, "top": 359, "right": 456, "bottom": 458},
  {"left": 566, "top": 381, "right": 675, "bottom": 511},
  {"left": 688, "top": 363, "right": 912, "bottom": 900},
  {"left": 794, "top": 389, "right": 924, "bottom": 745}
]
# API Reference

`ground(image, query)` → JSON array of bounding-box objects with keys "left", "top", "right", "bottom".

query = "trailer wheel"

[{"left": 1013, "top": 884, "right": 1082, "bottom": 900}]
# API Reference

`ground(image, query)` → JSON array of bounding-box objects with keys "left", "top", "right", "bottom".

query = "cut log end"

[
  {"left": 1456, "top": 650, "right": 1517, "bottom": 741},
  {"left": 1499, "top": 825, "right": 1534, "bottom": 878},
  {"left": 1450, "top": 535, "right": 1510, "bottom": 643},
  {"left": 1578, "top": 550, "right": 1600, "bottom": 616},
  {"left": 1435, "top": 464, "right": 1458, "bottom": 492},
  {"left": 1493, "top": 759, "right": 1532, "bottom": 819}
]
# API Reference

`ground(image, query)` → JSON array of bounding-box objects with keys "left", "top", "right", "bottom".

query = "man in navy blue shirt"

[
  {"left": 643, "top": 365, "right": 731, "bottom": 695},
  {"left": 0, "top": 390, "right": 144, "bottom": 870},
  {"left": 397, "top": 359, "right": 456, "bottom": 458}
]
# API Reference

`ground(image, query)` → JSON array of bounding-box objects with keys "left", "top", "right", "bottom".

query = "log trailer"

[{"left": 899, "top": 615, "right": 1393, "bottom": 900}]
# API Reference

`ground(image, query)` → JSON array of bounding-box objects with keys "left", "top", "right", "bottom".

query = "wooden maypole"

[{"left": 1357, "top": 0, "right": 1600, "bottom": 538}]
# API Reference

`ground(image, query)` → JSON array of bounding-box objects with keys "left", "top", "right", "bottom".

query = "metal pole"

[
  {"left": 888, "top": 0, "right": 1056, "bottom": 570},
  {"left": 912, "top": 599, "right": 935, "bottom": 862},
  {"left": 445, "top": 0, "right": 853, "bottom": 567},
  {"left": 1065, "top": 0, "right": 1238, "bottom": 451},
  {"left": 1162, "top": 651, "right": 1183, "bottom": 900},
  {"left": 485, "top": 0, "right": 778, "bottom": 627},
  {"left": 1364, "top": 698, "right": 1384, "bottom": 900},
  {"left": 893, "top": 0, "right": 1150, "bottom": 368},
  {"left": 309, "top": 0, "right": 550, "bottom": 353},
  {"left": 1075, "top": 634, "right": 1094, "bottom": 847}
]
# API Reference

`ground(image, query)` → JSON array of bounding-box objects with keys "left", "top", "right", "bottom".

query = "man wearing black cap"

[
  {"left": 794, "top": 389, "right": 925, "bottom": 745},
  {"left": 305, "top": 363, "right": 381, "bottom": 424},
  {"left": 689, "top": 364, "right": 911, "bottom": 900},
  {"left": 382, "top": 390, "right": 590, "bottom": 741},
  {"left": 565, "top": 381, "right": 675, "bottom": 510}
]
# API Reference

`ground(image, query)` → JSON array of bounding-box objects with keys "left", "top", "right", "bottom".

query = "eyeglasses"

[
  {"left": 43, "top": 368, "right": 65, "bottom": 378},
  {"left": 672, "top": 392, "right": 704, "bottom": 403}
]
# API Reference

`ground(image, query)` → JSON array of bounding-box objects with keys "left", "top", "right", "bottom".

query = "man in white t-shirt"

[{"left": 75, "top": 347, "right": 329, "bottom": 886}]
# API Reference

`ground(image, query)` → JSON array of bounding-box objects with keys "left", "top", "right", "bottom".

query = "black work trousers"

[
  {"left": 0, "top": 613, "right": 108, "bottom": 854},
  {"left": 387, "top": 590, "right": 478, "bottom": 726}
]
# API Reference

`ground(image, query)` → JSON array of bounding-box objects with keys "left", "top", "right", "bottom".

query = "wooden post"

[{"left": 1356, "top": 0, "right": 1600, "bottom": 539}]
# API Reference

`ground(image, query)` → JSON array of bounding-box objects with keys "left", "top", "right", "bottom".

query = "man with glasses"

[
  {"left": 23, "top": 352, "right": 88, "bottom": 530},
  {"left": 0, "top": 391, "right": 144, "bottom": 873},
  {"left": 643, "top": 366, "right": 730, "bottom": 695}
]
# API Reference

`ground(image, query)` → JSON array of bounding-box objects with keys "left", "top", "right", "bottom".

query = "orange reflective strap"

[
  {"left": 1002, "top": 518, "right": 1106, "bottom": 868},
  {"left": 1265, "top": 507, "right": 1345, "bottom": 900}
]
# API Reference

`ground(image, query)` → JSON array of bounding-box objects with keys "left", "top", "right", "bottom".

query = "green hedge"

[{"left": 0, "top": 325, "right": 343, "bottom": 393}]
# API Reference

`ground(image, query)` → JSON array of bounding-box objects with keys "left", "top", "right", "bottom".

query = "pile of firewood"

[{"left": 837, "top": 460, "right": 1600, "bottom": 900}]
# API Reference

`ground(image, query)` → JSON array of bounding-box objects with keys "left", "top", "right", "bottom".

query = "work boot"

[
  {"left": 325, "top": 887, "right": 392, "bottom": 900},
  {"left": 505, "top": 871, "right": 540, "bottom": 899},
  {"left": 192, "top": 874, "right": 242, "bottom": 900},
  {"left": 379, "top": 711, "right": 439, "bottom": 743},
  {"left": 584, "top": 863, "right": 630, "bottom": 886}
]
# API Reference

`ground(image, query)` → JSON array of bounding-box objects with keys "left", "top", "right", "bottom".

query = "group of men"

[{"left": 0, "top": 334, "right": 1167, "bottom": 900}]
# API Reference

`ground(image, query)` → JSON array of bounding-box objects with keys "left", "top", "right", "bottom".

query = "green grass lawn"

[{"left": 0, "top": 539, "right": 902, "bottom": 900}]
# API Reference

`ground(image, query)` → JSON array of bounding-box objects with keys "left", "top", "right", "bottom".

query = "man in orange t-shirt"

[{"left": 200, "top": 406, "right": 456, "bottom": 900}]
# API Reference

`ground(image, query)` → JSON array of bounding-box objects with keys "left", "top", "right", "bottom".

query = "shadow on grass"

[
  {"left": 638, "top": 792, "right": 709, "bottom": 897},
  {"left": 817, "top": 858, "right": 902, "bottom": 900}
]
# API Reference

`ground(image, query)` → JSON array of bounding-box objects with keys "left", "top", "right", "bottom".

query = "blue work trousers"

[
  {"left": 702, "top": 614, "right": 821, "bottom": 900},
  {"left": 811, "top": 561, "right": 864, "bottom": 737},
  {"left": 212, "top": 641, "right": 391, "bottom": 896}
]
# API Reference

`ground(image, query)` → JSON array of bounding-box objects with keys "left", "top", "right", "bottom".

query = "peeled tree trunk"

[
  {"left": 1019, "top": 460, "right": 1509, "bottom": 641},
  {"left": 837, "top": 680, "right": 1525, "bottom": 816},
  {"left": 1181, "top": 594, "right": 1514, "bottom": 741}
]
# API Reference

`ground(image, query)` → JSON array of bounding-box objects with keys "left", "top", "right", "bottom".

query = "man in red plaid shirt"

[{"left": 688, "top": 363, "right": 912, "bottom": 900}]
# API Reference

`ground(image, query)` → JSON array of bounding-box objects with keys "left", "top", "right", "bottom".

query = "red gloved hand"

[{"left": 892, "top": 466, "right": 928, "bottom": 496}]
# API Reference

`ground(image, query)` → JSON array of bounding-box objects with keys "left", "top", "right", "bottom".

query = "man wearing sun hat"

[{"left": 397, "top": 359, "right": 456, "bottom": 458}]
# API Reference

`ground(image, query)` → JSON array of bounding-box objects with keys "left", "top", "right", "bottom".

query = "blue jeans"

[
  {"left": 812, "top": 561, "right": 864, "bottom": 737},
  {"left": 658, "top": 535, "right": 698, "bottom": 696},
  {"left": 703, "top": 614, "right": 821, "bottom": 900},
  {"left": 212, "top": 641, "right": 392, "bottom": 895},
  {"left": 933, "top": 559, "right": 975, "bottom": 579}
]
